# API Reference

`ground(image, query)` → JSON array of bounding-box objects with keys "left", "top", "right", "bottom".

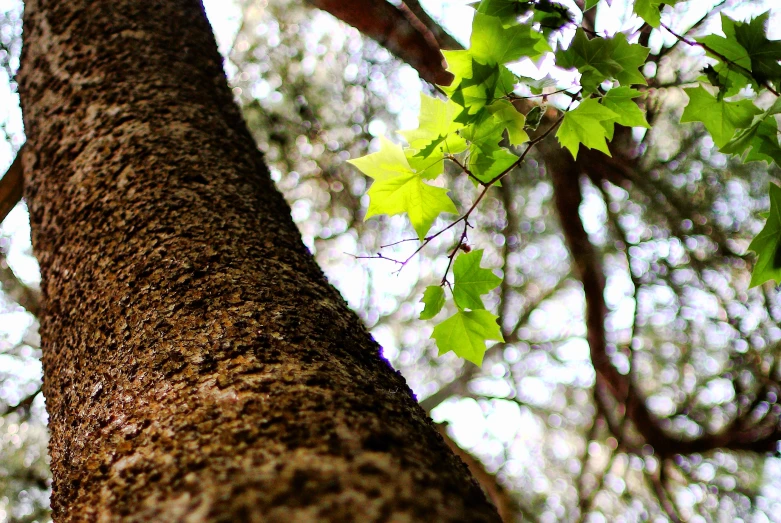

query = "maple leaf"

[
  {"left": 748, "top": 184, "right": 781, "bottom": 287},
  {"left": 420, "top": 285, "right": 446, "bottom": 320},
  {"left": 470, "top": 13, "right": 551, "bottom": 66},
  {"left": 366, "top": 171, "right": 458, "bottom": 240},
  {"left": 431, "top": 309, "right": 504, "bottom": 366},
  {"left": 453, "top": 249, "right": 502, "bottom": 310},
  {"left": 347, "top": 137, "right": 413, "bottom": 182},
  {"left": 398, "top": 94, "right": 467, "bottom": 155},
  {"left": 681, "top": 85, "right": 760, "bottom": 148},
  {"left": 633, "top": 0, "right": 681, "bottom": 28},
  {"left": 600, "top": 87, "right": 650, "bottom": 140},
  {"left": 556, "top": 98, "right": 618, "bottom": 158}
]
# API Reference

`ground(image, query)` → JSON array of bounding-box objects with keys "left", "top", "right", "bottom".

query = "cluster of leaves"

[
  {"left": 348, "top": 0, "right": 781, "bottom": 366},
  {"left": 676, "top": 12, "right": 781, "bottom": 286}
]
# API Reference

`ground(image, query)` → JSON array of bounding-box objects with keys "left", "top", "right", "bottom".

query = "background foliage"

[{"left": 2, "top": 0, "right": 781, "bottom": 521}]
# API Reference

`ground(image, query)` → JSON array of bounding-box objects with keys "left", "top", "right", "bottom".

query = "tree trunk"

[{"left": 18, "top": 1, "right": 500, "bottom": 521}]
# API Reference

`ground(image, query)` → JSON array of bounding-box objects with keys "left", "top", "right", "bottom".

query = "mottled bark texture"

[{"left": 18, "top": 1, "right": 500, "bottom": 521}]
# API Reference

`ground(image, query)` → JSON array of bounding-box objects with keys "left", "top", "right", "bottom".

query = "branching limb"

[{"left": 306, "top": 0, "right": 453, "bottom": 85}]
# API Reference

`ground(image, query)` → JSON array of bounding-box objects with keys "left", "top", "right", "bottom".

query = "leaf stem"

[{"left": 659, "top": 21, "right": 780, "bottom": 97}]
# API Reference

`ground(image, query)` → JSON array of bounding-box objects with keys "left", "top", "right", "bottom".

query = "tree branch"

[
  {"left": 0, "top": 148, "right": 24, "bottom": 225},
  {"left": 547, "top": 140, "right": 781, "bottom": 456},
  {"left": 0, "top": 257, "right": 41, "bottom": 316},
  {"left": 306, "top": 0, "right": 453, "bottom": 85},
  {"left": 2, "top": 387, "right": 41, "bottom": 417},
  {"left": 436, "top": 423, "right": 521, "bottom": 522},
  {"left": 401, "top": 0, "right": 462, "bottom": 51}
]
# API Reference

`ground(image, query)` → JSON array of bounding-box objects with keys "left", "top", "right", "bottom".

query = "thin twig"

[
  {"left": 507, "top": 87, "right": 576, "bottom": 100},
  {"left": 378, "top": 112, "right": 567, "bottom": 278},
  {"left": 379, "top": 237, "right": 421, "bottom": 248},
  {"left": 349, "top": 252, "right": 405, "bottom": 265},
  {"left": 660, "top": 21, "right": 780, "bottom": 97}
]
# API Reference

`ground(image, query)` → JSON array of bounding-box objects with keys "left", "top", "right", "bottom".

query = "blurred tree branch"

[
  {"left": 0, "top": 256, "right": 41, "bottom": 316},
  {"left": 436, "top": 423, "right": 523, "bottom": 522},
  {"left": 0, "top": 148, "right": 23, "bottom": 225},
  {"left": 316, "top": 0, "right": 781, "bottom": 489}
]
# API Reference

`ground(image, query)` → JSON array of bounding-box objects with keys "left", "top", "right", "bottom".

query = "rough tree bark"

[{"left": 18, "top": 1, "right": 501, "bottom": 521}]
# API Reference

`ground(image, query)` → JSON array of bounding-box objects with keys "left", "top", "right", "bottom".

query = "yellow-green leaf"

[
  {"left": 398, "top": 94, "right": 467, "bottom": 154},
  {"left": 347, "top": 137, "right": 412, "bottom": 181},
  {"left": 366, "top": 171, "right": 458, "bottom": 240}
]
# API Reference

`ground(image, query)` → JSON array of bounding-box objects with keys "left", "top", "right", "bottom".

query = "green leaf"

[
  {"left": 633, "top": 0, "right": 680, "bottom": 28},
  {"left": 420, "top": 285, "right": 446, "bottom": 320},
  {"left": 748, "top": 184, "right": 781, "bottom": 287},
  {"left": 431, "top": 309, "right": 504, "bottom": 366},
  {"left": 583, "top": 0, "right": 599, "bottom": 11},
  {"left": 462, "top": 99, "right": 529, "bottom": 147},
  {"left": 441, "top": 50, "right": 474, "bottom": 94},
  {"left": 525, "top": 105, "right": 545, "bottom": 131},
  {"left": 516, "top": 74, "right": 558, "bottom": 94},
  {"left": 556, "top": 31, "right": 649, "bottom": 93},
  {"left": 485, "top": 99, "right": 529, "bottom": 145},
  {"left": 365, "top": 171, "right": 458, "bottom": 240},
  {"left": 556, "top": 29, "right": 622, "bottom": 94},
  {"left": 398, "top": 95, "right": 468, "bottom": 180},
  {"left": 348, "top": 137, "right": 448, "bottom": 182},
  {"left": 468, "top": 143, "right": 518, "bottom": 183},
  {"left": 351, "top": 139, "right": 458, "bottom": 238},
  {"left": 734, "top": 13, "right": 781, "bottom": 86},
  {"left": 680, "top": 85, "right": 761, "bottom": 148},
  {"left": 398, "top": 94, "right": 467, "bottom": 154},
  {"left": 347, "top": 137, "right": 414, "bottom": 182},
  {"left": 697, "top": 15, "right": 752, "bottom": 72},
  {"left": 699, "top": 63, "right": 750, "bottom": 99},
  {"left": 453, "top": 249, "right": 502, "bottom": 310},
  {"left": 600, "top": 87, "right": 650, "bottom": 140},
  {"left": 470, "top": 13, "right": 551, "bottom": 66},
  {"left": 695, "top": 13, "right": 781, "bottom": 90},
  {"left": 533, "top": 1, "right": 574, "bottom": 32},
  {"left": 745, "top": 118, "right": 781, "bottom": 166},
  {"left": 611, "top": 32, "right": 650, "bottom": 87},
  {"left": 443, "top": 53, "right": 517, "bottom": 121},
  {"left": 721, "top": 98, "right": 781, "bottom": 162},
  {"left": 556, "top": 98, "right": 619, "bottom": 158},
  {"left": 476, "top": 0, "right": 532, "bottom": 26}
]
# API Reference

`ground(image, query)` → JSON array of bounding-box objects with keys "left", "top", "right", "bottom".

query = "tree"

[
  {"left": 337, "top": 0, "right": 781, "bottom": 520},
  {"left": 4, "top": 0, "right": 781, "bottom": 521},
  {"left": 13, "top": 0, "right": 502, "bottom": 520}
]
